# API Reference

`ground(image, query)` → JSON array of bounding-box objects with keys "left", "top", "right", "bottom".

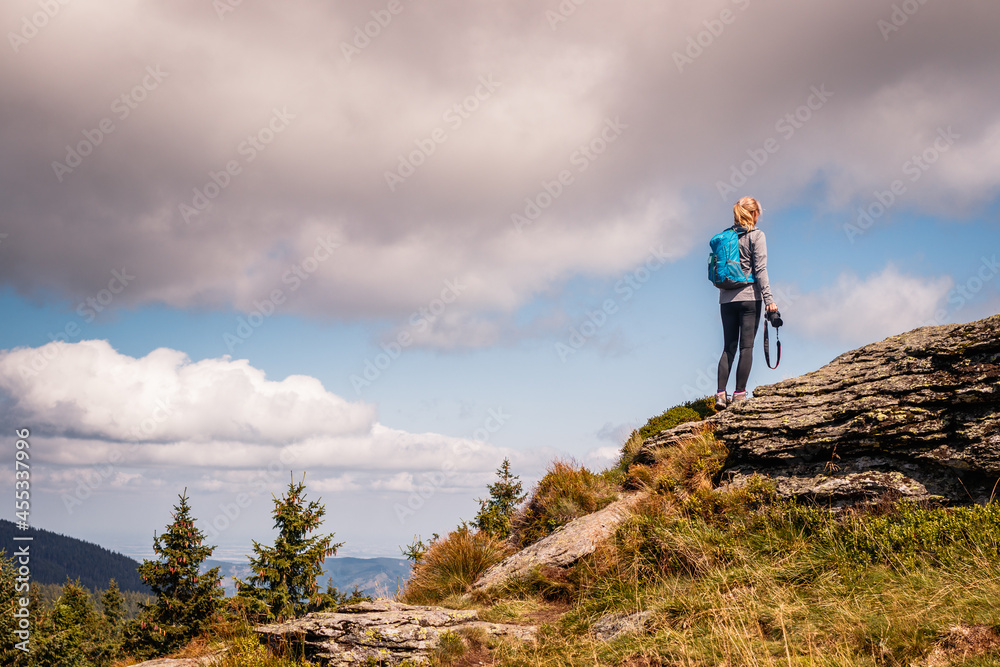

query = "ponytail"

[{"left": 733, "top": 196, "right": 761, "bottom": 229}]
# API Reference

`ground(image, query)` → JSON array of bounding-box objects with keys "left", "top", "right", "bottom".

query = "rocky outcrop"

[
  {"left": 471, "top": 492, "right": 646, "bottom": 592},
  {"left": 592, "top": 610, "right": 654, "bottom": 641},
  {"left": 255, "top": 599, "right": 535, "bottom": 666},
  {"left": 128, "top": 655, "right": 223, "bottom": 667},
  {"left": 710, "top": 315, "right": 1000, "bottom": 505}
]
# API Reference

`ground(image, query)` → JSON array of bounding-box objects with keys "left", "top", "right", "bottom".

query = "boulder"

[
  {"left": 710, "top": 315, "right": 1000, "bottom": 505},
  {"left": 255, "top": 599, "right": 535, "bottom": 665},
  {"left": 592, "top": 610, "right": 654, "bottom": 641},
  {"left": 472, "top": 492, "right": 646, "bottom": 592}
]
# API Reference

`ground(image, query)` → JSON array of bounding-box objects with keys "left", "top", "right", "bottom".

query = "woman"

[{"left": 716, "top": 196, "right": 777, "bottom": 410}]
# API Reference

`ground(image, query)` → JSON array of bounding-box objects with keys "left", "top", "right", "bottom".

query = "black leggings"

[{"left": 717, "top": 300, "right": 762, "bottom": 394}]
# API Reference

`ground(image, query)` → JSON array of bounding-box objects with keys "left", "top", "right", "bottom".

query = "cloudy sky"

[{"left": 1, "top": 1, "right": 998, "bottom": 560}]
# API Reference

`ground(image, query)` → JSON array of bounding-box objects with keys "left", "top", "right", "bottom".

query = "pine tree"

[
  {"left": 32, "top": 579, "right": 111, "bottom": 667},
  {"left": 473, "top": 458, "right": 526, "bottom": 539},
  {"left": 131, "top": 490, "right": 222, "bottom": 655},
  {"left": 237, "top": 473, "right": 343, "bottom": 621},
  {"left": 101, "top": 579, "right": 125, "bottom": 629},
  {"left": 0, "top": 553, "right": 28, "bottom": 665}
]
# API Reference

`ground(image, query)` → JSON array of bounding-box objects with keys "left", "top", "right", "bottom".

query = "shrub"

[
  {"left": 401, "top": 527, "right": 512, "bottom": 606},
  {"left": 637, "top": 398, "right": 715, "bottom": 440},
  {"left": 510, "top": 460, "right": 620, "bottom": 549}
]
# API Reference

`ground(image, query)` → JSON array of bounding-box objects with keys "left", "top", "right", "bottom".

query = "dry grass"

[
  {"left": 510, "top": 459, "right": 620, "bottom": 549},
  {"left": 401, "top": 526, "right": 513, "bottom": 606},
  {"left": 623, "top": 424, "right": 727, "bottom": 498}
]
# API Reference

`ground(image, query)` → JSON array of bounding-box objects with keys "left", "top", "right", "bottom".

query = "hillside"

[
  {"left": 269, "top": 314, "right": 1000, "bottom": 667},
  {"left": 0, "top": 519, "right": 149, "bottom": 593}
]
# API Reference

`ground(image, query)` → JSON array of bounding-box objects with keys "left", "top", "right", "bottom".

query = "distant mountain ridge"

[
  {"left": 0, "top": 519, "right": 149, "bottom": 593},
  {"left": 207, "top": 556, "right": 412, "bottom": 598}
]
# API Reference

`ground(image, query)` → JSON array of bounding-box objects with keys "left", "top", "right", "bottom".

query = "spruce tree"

[
  {"left": 132, "top": 491, "right": 222, "bottom": 655},
  {"left": 101, "top": 579, "right": 125, "bottom": 629},
  {"left": 473, "top": 458, "right": 526, "bottom": 538},
  {"left": 238, "top": 473, "right": 343, "bottom": 620},
  {"left": 32, "top": 579, "right": 110, "bottom": 667}
]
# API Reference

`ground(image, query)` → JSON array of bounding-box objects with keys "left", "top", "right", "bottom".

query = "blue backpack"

[{"left": 708, "top": 226, "right": 754, "bottom": 289}]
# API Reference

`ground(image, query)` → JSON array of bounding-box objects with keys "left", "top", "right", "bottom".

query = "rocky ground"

[{"left": 711, "top": 314, "right": 999, "bottom": 506}]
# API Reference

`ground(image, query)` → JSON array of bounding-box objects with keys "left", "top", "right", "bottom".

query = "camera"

[{"left": 766, "top": 309, "right": 783, "bottom": 328}]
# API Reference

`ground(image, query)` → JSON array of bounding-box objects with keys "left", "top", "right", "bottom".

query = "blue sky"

[{"left": 1, "top": 0, "right": 999, "bottom": 560}]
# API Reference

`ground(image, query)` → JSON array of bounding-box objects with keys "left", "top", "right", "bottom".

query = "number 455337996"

[{"left": 15, "top": 428, "right": 30, "bottom": 528}]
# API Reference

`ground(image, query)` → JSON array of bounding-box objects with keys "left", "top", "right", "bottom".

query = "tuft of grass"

[
  {"left": 510, "top": 460, "right": 620, "bottom": 549},
  {"left": 613, "top": 429, "right": 646, "bottom": 475},
  {"left": 637, "top": 397, "right": 716, "bottom": 440},
  {"left": 623, "top": 425, "right": 728, "bottom": 497},
  {"left": 433, "top": 631, "right": 467, "bottom": 665},
  {"left": 400, "top": 526, "right": 513, "bottom": 606}
]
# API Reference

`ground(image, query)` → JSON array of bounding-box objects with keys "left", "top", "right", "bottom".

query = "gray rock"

[
  {"left": 127, "top": 654, "right": 223, "bottom": 667},
  {"left": 255, "top": 599, "right": 535, "bottom": 666},
  {"left": 592, "top": 610, "right": 654, "bottom": 641},
  {"left": 708, "top": 314, "right": 1000, "bottom": 505},
  {"left": 472, "top": 492, "right": 647, "bottom": 592}
]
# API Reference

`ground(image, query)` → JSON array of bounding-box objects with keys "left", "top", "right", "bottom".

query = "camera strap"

[{"left": 764, "top": 318, "right": 781, "bottom": 369}]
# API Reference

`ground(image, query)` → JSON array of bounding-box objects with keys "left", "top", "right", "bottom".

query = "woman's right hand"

[{"left": 766, "top": 303, "right": 778, "bottom": 313}]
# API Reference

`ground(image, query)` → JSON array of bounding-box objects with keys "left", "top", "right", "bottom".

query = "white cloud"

[
  {"left": 0, "top": 341, "right": 551, "bottom": 493},
  {"left": 584, "top": 446, "right": 621, "bottom": 471},
  {"left": 0, "top": 340, "right": 376, "bottom": 443},
  {"left": 792, "top": 265, "right": 954, "bottom": 345}
]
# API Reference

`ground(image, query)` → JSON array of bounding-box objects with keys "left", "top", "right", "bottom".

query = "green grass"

[
  {"left": 488, "top": 486, "right": 1000, "bottom": 666},
  {"left": 431, "top": 401, "right": 1000, "bottom": 666},
  {"left": 637, "top": 396, "right": 716, "bottom": 440}
]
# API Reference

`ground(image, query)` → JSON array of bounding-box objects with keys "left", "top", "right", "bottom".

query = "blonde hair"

[{"left": 733, "top": 196, "right": 761, "bottom": 229}]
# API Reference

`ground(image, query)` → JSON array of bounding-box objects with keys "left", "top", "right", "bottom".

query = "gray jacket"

[{"left": 718, "top": 227, "right": 774, "bottom": 307}]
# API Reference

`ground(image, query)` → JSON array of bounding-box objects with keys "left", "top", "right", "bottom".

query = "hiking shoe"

[
  {"left": 732, "top": 390, "right": 748, "bottom": 404},
  {"left": 715, "top": 391, "right": 728, "bottom": 410}
]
